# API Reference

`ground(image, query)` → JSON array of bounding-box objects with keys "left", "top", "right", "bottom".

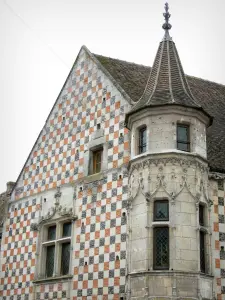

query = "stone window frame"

[
  {"left": 138, "top": 125, "right": 147, "bottom": 154},
  {"left": 135, "top": 124, "right": 148, "bottom": 156},
  {"left": 176, "top": 122, "right": 191, "bottom": 152},
  {"left": 88, "top": 146, "right": 104, "bottom": 175},
  {"left": 36, "top": 217, "right": 74, "bottom": 280},
  {"left": 152, "top": 198, "right": 170, "bottom": 270}
]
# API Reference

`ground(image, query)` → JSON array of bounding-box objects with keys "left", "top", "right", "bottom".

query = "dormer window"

[
  {"left": 177, "top": 124, "right": 190, "bottom": 152},
  {"left": 138, "top": 126, "right": 147, "bottom": 154}
]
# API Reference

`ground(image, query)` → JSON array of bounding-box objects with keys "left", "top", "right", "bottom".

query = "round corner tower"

[{"left": 125, "top": 3, "right": 214, "bottom": 300}]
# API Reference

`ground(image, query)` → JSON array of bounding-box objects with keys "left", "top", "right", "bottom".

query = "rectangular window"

[
  {"left": 46, "top": 245, "right": 55, "bottom": 277},
  {"left": 43, "top": 221, "right": 72, "bottom": 278},
  {"left": 199, "top": 205, "right": 204, "bottom": 226},
  {"left": 139, "top": 126, "right": 147, "bottom": 154},
  {"left": 177, "top": 124, "right": 190, "bottom": 152},
  {"left": 153, "top": 227, "right": 169, "bottom": 270},
  {"left": 154, "top": 200, "right": 169, "bottom": 221},
  {"left": 93, "top": 149, "right": 102, "bottom": 174},
  {"left": 61, "top": 242, "right": 71, "bottom": 275},
  {"left": 200, "top": 231, "right": 206, "bottom": 273}
]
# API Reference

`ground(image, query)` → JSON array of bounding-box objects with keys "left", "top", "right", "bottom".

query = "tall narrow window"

[
  {"left": 199, "top": 204, "right": 204, "bottom": 226},
  {"left": 93, "top": 149, "right": 103, "bottom": 174},
  {"left": 199, "top": 204, "right": 206, "bottom": 273},
  {"left": 153, "top": 227, "right": 169, "bottom": 270},
  {"left": 177, "top": 124, "right": 190, "bottom": 152},
  {"left": 200, "top": 231, "right": 206, "bottom": 273},
  {"left": 139, "top": 126, "right": 147, "bottom": 154},
  {"left": 153, "top": 199, "right": 169, "bottom": 270}
]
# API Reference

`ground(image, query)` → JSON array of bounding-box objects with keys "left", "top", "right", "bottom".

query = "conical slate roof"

[{"left": 127, "top": 3, "right": 210, "bottom": 118}]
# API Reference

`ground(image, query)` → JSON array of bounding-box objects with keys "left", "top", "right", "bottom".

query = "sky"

[{"left": 0, "top": 0, "right": 225, "bottom": 192}]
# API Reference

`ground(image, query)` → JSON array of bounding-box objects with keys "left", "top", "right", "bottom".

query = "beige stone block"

[
  {"left": 182, "top": 226, "right": 196, "bottom": 238},
  {"left": 180, "top": 249, "right": 197, "bottom": 261},
  {"left": 176, "top": 237, "right": 191, "bottom": 250}
]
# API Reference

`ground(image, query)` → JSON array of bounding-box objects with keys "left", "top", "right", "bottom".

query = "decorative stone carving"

[
  {"left": 128, "top": 156, "right": 210, "bottom": 204},
  {"left": 30, "top": 223, "right": 39, "bottom": 231},
  {"left": 38, "top": 186, "right": 77, "bottom": 227}
]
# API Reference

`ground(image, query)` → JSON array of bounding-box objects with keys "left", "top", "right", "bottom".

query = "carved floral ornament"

[
  {"left": 31, "top": 186, "right": 77, "bottom": 231},
  {"left": 128, "top": 157, "right": 211, "bottom": 208}
]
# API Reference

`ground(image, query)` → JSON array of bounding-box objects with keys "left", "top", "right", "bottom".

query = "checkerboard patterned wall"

[
  {"left": 212, "top": 179, "right": 225, "bottom": 300},
  {"left": 1, "top": 48, "right": 130, "bottom": 299},
  {"left": 0, "top": 198, "right": 39, "bottom": 299},
  {"left": 13, "top": 48, "right": 130, "bottom": 201}
]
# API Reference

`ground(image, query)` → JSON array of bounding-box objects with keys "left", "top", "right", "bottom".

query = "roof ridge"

[
  {"left": 93, "top": 54, "right": 150, "bottom": 69},
  {"left": 94, "top": 53, "right": 225, "bottom": 89},
  {"left": 186, "top": 74, "right": 225, "bottom": 88}
]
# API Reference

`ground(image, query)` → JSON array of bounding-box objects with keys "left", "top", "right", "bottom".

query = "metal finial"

[{"left": 162, "top": 2, "right": 172, "bottom": 40}]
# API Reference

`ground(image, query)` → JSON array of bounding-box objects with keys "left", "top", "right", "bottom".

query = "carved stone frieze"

[
  {"left": 128, "top": 156, "right": 210, "bottom": 204},
  {"left": 38, "top": 186, "right": 77, "bottom": 227}
]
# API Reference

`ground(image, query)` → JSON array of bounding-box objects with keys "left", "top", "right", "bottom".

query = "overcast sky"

[{"left": 0, "top": 0, "right": 224, "bottom": 192}]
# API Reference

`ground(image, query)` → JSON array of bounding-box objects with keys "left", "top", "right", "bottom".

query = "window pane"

[
  {"left": 177, "top": 142, "right": 189, "bottom": 152},
  {"left": 48, "top": 225, "right": 56, "bottom": 240},
  {"left": 139, "top": 127, "right": 147, "bottom": 154},
  {"left": 93, "top": 149, "right": 102, "bottom": 174},
  {"left": 199, "top": 205, "right": 204, "bottom": 226},
  {"left": 177, "top": 125, "right": 188, "bottom": 142},
  {"left": 154, "top": 227, "right": 169, "bottom": 269},
  {"left": 61, "top": 242, "right": 71, "bottom": 275},
  {"left": 46, "top": 245, "right": 55, "bottom": 277},
  {"left": 154, "top": 201, "right": 169, "bottom": 221},
  {"left": 200, "top": 231, "right": 205, "bottom": 273},
  {"left": 63, "top": 223, "right": 72, "bottom": 237}
]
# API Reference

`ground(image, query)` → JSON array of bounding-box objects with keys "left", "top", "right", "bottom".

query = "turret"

[{"left": 125, "top": 3, "right": 214, "bottom": 299}]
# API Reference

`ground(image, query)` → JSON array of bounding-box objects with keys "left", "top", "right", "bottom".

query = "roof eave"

[{"left": 125, "top": 103, "right": 213, "bottom": 130}]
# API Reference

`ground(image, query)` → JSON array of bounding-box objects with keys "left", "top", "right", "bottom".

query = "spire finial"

[{"left": 162, "top": 2, "right": 172, "bottom": 40}]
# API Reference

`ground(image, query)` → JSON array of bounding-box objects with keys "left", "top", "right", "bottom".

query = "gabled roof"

[{"left": 94, "top": 54, "right": 225, "bottom": 173}]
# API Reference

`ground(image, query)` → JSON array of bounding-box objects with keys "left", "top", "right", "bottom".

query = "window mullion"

[{"left": 54, "top": 241, "right": 59, "bottom": 277}]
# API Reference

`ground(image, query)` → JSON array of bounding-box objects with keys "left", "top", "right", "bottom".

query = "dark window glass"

[
  {"left": 199, "top": 205, "right": 204, "bottom": 226},
  {"left": 200, "top": 231, "right": 206, "bottom": 273},
  {"left": 153, "top": 227, "right": 169, "bottom": 269},
  {"left": 93, "top": 149, "right": 102, "bottom": 174},
  {"left": 154, "top": 200, "right": 169, "bottom": 221},
  {"left": 177, "top": 124, "right": 190, "bottom": 152},
  {"left": 61, "top": 242, "right": 71, "bottom": 275},
  {"left": 46, "top": 245, "right": 55, "bottom": 277},
  {"left": 47, "top": 225, "right": 56, "bottom": 240},
  {"left": 63, "top": 223, "right": 72, "bottom": 237},
  {"left": 139, "top": 127, "right": 147, "bottom": 154}
]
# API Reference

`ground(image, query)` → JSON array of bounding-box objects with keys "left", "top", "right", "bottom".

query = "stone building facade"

[{"left": 1, "top": 4, "right": 225, "bottom": 300}]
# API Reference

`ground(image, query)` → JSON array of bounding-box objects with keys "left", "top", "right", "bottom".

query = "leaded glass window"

[
  {"left": 177, "top": 124, "right": 190, "bottom": 152},
  {"left": 61, "top": 242, "right": 70, "bottom": 275},
  {"left": 139, "top": 126, "right": 147, "bottom": 154},
  {"left": 200, "top": 231, "right": 206, "bottom": 273},
  {"left": 48, "top": 225, "right": 56, "bottom": 240},
  {"left": 46, "top": 245, "right": 55, "bottom": 277},
  {"left": 154, "top": 200, "right": 169, "bottom": 221},
  {"left": 42, "top": 221, "right": 72, "bottom": 278},
  {"left": 153, "top": 227, "right": 169, "bottom": 270},
  {"left": 63, "top": 223, "right": 72, "bottom": 237}
]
